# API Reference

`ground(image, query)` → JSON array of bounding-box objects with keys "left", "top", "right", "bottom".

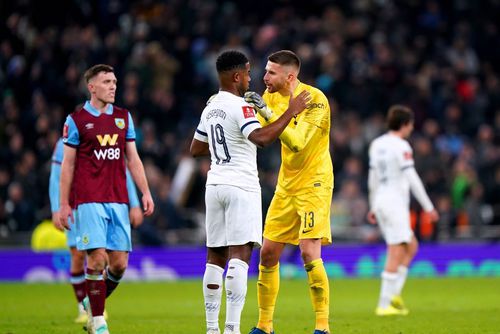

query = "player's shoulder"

[
  {"left": 301, "top": 82, "right": 328, "bottom": 101},
  {"left": 371, "top": 133, "right": 388, "bottom": 144},
  {"left": 202, "top": 92, "right": 249, "bottom": 120},
  {"left": 300, "top": 82, "right": 329, "bottom": 115},
  {"left": 385, "top": 134, "right": 412, "bottom": 152},
  {"left": 371, "top": 133, "right": 396, "bottom": 149},
  {"left": 69, "top": 105, "right": 86, "bottom": 118},
  {"left": 112, "top": 104, "right": 129, "bottom": 114}
]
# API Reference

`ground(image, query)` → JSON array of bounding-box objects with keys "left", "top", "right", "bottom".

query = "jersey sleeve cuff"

[
  {"left": 63, "top": 141, "right": 78, "bottom": 148},
  {"left": 241, "top": 120, "right": 261, "bottom": 138},
  {"left": 194, "top": 129, "right": 208, "bottom": 143}
]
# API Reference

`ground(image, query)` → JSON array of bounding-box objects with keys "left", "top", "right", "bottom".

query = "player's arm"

[
  {"left": 190, "top": 139, "right": 210, "bottom": 157},
  {"left": 126, "top": 141, "right": 154, "bottom": 216},
  {"left": 275, "top": 115, "right": 319, "bottom": 152},
  {"left": 366, "top": 164, "right": 379, "bottom": 225},
  {"left": 49, "top": 160, "right": 64, "bottom": 231},
  {"left": 125, "top": 112, "right": 154, "bottom": 216},
  {"left": 403, "top": 167, "right": 439, "bottom": 221},
  {"left": 191, "top": 116, "right": 210, "bottom": 157},
  {"left": 246, "top": 90, "right": 321, "bottom": 152},
  {"left": 126, "top": 168, "right": 143, "bottom": 228},
  {"left": 248, "top": 90, "right": 311, "bottom": 147},
  {"left": 399, "top": 145, "right": 439, "bottom": 222},
  {"left": 59, "top": 145, "right": 76, "bottom": 230}
]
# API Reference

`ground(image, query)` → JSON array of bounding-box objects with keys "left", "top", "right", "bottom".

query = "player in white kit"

[
  {"left": 190, "top": 50, "right": 310, "bottom": 334},
  {"left": 367, "top": 105, "right": 439, "bottom": 316}
]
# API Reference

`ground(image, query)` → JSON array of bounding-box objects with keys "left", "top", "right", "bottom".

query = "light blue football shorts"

[
  {"left": 75, "top": 203, "right": 131, "bottom": 252},
  {"left": 65, "top": 209, "right": 78, "bottom": 248}
]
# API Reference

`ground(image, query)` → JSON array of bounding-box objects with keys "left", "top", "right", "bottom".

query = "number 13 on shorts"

[{"left": 302, "top": 211, "right": 315, "bottom": 232}]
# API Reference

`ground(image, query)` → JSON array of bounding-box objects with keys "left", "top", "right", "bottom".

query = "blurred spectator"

[
  {"left": 5, "top": 181, "right": 35, "bottom": 231},
  {"left": 0, "top": 0, "right": 499, "bottom": 245}
]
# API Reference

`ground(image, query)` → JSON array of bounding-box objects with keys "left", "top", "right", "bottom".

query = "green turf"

[{"left": 0, "top": 277, "right": 499, "bottom": 333}]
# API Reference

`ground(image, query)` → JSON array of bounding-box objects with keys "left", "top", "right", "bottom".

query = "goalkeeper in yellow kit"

[{"left": 245, "top": 50, "right": 333, "bottom": 334}]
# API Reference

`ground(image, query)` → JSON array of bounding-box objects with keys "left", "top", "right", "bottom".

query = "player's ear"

[{"left": 233, "top": 71, "right": 240, "bottom": 83}]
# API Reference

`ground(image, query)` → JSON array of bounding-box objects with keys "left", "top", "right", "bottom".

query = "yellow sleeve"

[{"left": 265, "top": 93, "right": 329, "bottom": 153}]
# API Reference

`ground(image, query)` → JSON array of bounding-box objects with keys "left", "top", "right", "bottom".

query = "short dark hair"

[
  {"left": 84, "top": 64, "right": 114, "bottom": 83},
  {"left": 387, "top": 105, "right": 414, "bottom": 130},
  {"left": 216, "top": 50, "right": 249, "bottom": 73},
  {"left": 268, "top": 50, "right": 300, "bottom": 69}
]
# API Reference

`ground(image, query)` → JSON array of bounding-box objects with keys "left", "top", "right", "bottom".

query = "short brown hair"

[
  {"left": 268, "top": 50, "right": 300, "bottom": 70},
  {"left": 84, "top": 64, "right": 114, "bottom": 83},
  {"left": 387, "top": 105, "right": 414, "bottom": 130}
]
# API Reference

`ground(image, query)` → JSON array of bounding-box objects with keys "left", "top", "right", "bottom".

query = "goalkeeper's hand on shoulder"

[{"left": 244, "top": 91, "right": 273, "bottom": 121}]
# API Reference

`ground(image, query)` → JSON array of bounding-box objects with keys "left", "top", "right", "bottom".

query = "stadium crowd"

[{"left": 0, "top": 0, "right": 499, "bottom": 246}]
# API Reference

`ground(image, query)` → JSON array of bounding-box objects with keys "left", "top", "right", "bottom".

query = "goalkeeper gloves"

[{"left": 244, "top": 91, "right": 274, "bottom": 121}]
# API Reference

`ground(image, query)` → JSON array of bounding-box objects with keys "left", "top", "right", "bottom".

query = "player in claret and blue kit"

[
  {"left": 59, "top": 64, "right": 154, "bottom": 334},
  {"left": 49, "top": 136, "right": 143, "bottom": 324}
]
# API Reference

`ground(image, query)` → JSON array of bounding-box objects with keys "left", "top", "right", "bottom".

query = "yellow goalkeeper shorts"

[{"left": 263, "top": 189, "right": 333, "bottom": 245}]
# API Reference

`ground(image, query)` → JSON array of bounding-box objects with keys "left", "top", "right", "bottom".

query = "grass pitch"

[{"left": 0, "top": 277, "right": 499, "bottom": 333}]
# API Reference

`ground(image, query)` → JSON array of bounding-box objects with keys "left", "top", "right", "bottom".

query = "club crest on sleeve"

[
  {"left": 404, "top": 151, "right": 413, "bottom": 160},
  {"left": 242, "top": 106, "right": 255, "bottom": 119},
  {"left": 115, "top": 118, "right": 125, "bottom": 129},
  {"left": 63, "top": 124, "right": 69, "bottom": 138}
]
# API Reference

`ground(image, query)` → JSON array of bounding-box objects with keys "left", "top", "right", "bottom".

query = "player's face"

[
  {"left": 263, "top": 61, "right": 292, "bottom": 94},
  {"left": 236, "top": 63, "right": 251, "bottom": 96},
  {"left": 88, "top": 71, "right": 117, "bottom": 104}
]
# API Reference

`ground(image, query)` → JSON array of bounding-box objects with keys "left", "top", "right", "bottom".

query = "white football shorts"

[
  {"left": 374, "top": 205, "right": 413, "bottom": 245},
  {"left": 205, "top": 184, "right": 262, "bottom": 248}
]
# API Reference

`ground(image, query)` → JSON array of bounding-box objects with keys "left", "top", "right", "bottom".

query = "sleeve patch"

[
  {"left": 403, "top": 151, "right": 413, "bottom": 160},
  {"left": 63, "top": 124, "right": 69, "bottom": 138},
  {"left": 242, "top": 106, "right": 255, "bottom": 119}
]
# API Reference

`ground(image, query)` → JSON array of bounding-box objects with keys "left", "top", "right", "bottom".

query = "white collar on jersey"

[
  {"left": 217, "top": 90, "right": 244, "bottom": 100},
  {"left": 84, "top": 100, "right": 114, "bottom": 116}
]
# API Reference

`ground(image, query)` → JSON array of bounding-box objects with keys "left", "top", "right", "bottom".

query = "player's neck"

[
  {"left": 388, "top": 130, "right": 404, "bottom": 139},
  {"left": 219, "top": 87, "right": 240, "bottom": 97},
  {"left": 90, "top": 99, "right": 110, "bottom": 114},
  {"left": 278, "top": 79, "right": 299, "bottom": 96}
]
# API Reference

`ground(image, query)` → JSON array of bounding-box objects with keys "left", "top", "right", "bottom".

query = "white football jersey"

[
  {"left": 368, "top": 133, "right": 414, "bottom": 207},
  {"left": 194, "top": 91, "right": 262, "bottom": 191}
]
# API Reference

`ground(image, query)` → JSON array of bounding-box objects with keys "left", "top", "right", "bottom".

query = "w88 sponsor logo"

[{"left": 94, "top": 148, "right": 121, "bottom": 160}]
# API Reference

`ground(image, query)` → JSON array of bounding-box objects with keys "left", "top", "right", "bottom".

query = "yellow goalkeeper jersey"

[{"left": 262, "top": 81, "right": 333, "bottom": 195}]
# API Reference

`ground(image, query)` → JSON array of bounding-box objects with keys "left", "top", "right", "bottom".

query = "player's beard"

[{"left": 237, "top": 83, "right": 247, "bottom": 97}]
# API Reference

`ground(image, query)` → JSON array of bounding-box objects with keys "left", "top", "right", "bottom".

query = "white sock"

[
  {"left": 224, "top": 258, "right": 249, "bottom": 333},
  {"left": 77, "top": 302, "right": 85, "bottom": 314},
  {"left": 93, "top": 315, "right": 106, "bottom": 328},
  {"left": 204, "top": 263, "right": 224, "bottom": 331},
  {"left": 378, "top": 271, "right": 398, "bottom": 308},
  {"left": 395, "top": 265, "right": 408, "bottom": 296}
]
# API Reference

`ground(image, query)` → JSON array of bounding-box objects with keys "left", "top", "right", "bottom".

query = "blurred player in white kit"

[{"left": 367, "top": 105, "right": 439, "bottom": 316}]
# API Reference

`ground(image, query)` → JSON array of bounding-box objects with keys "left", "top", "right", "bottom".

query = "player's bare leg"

[
  {"left": 300, "top": 239, "right": 330, "bottom": 333},
  {"left": 105, "top": 251, "right": 128, "bottom": 298},
  {"left": 392, "top": 236, "right": 418, "bottom": 311}
]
